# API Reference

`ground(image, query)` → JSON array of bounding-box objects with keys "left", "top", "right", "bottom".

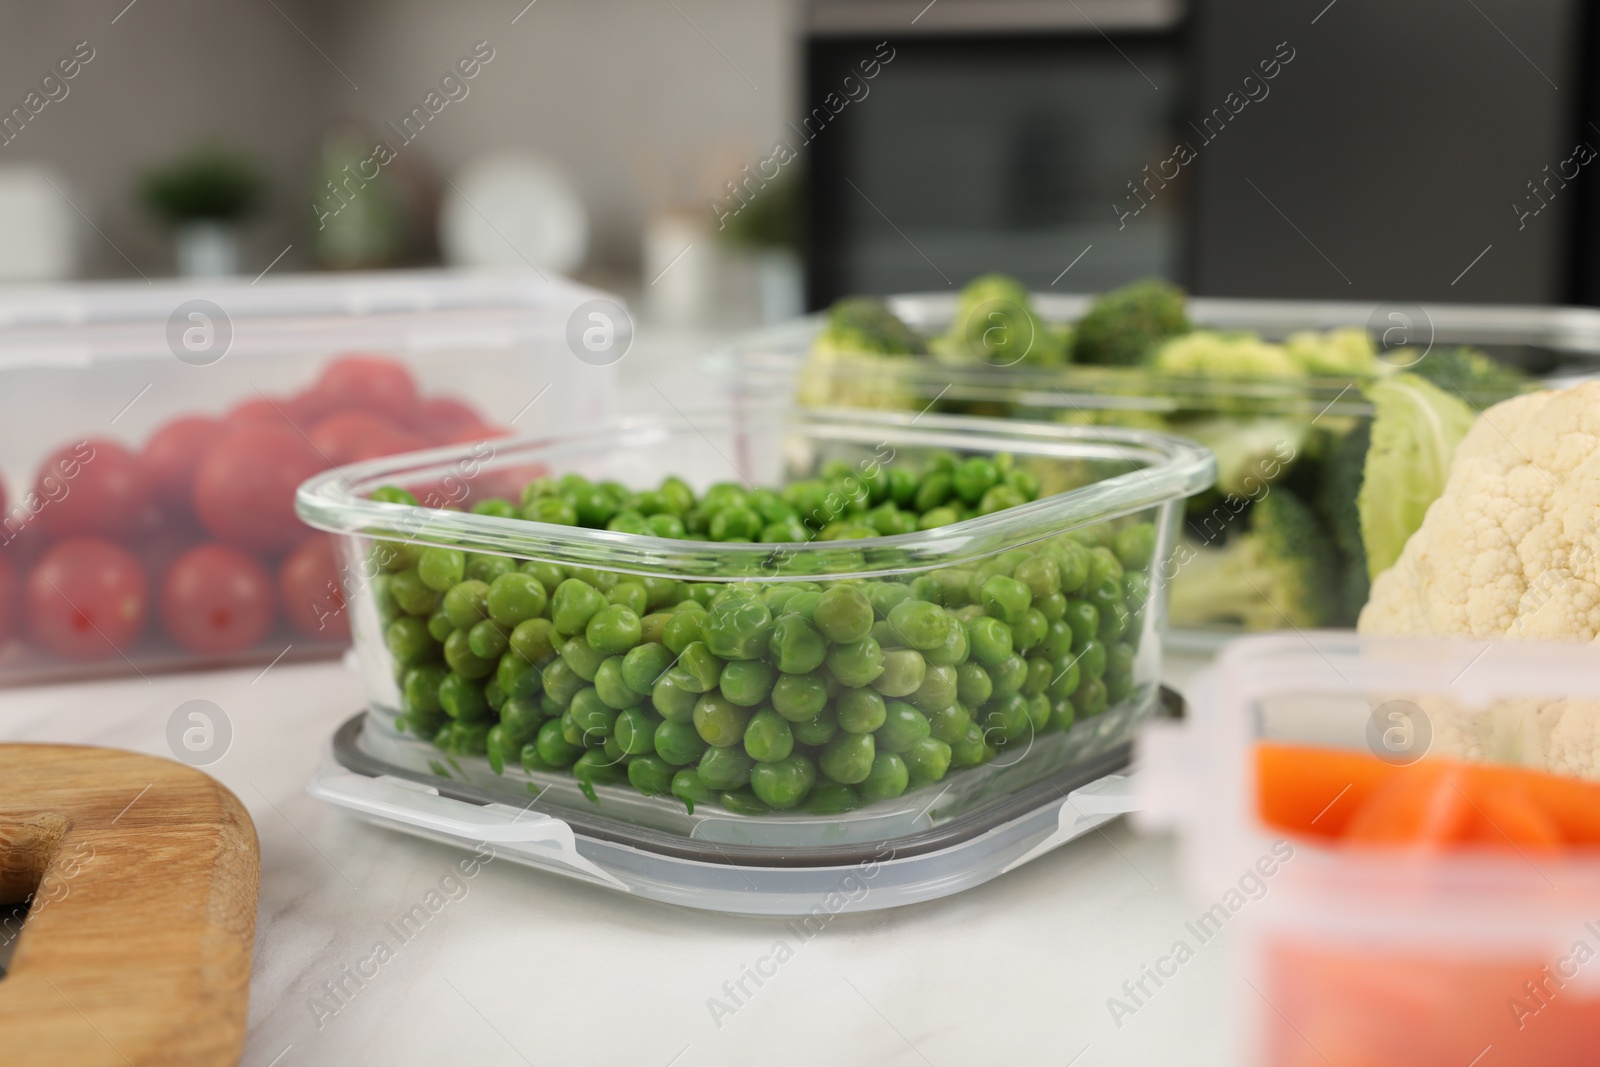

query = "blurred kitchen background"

[{"left": 3, "top": 0, "right": 1597, "bottom": 320}]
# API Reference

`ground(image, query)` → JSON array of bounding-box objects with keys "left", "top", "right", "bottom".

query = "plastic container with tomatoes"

[{"left": 0, "top": 270, "right": 618, "bottom": 682}]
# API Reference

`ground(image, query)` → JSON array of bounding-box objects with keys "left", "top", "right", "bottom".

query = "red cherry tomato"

[
  {"left": 278, "top": 535, "right": 349, "bottom": 639},
  {"left": 160, "top": 543, "right": 276, "bottom": 655},
  {"left": 314, "top": 355, "right": 420, "bottom": 425},
  {"left": 34, "top": 439, "right": 151, "bottom": 540},
  {"left": 139, "top": 415, "right": 224, "bottom": 510},
  {"left": 345, "top": 430, "right": 429, "bottom": 463},
  {"left": 26, "top": 538, "right": 148, "bottom": 660},
  {"left": 0, "top": 552, "right": 16, "bottom": 647},
  {"left": 309, "top": 411, "right": 404, "bottom": 466},
  {"left": 417, "top": 396, "right": 484, "bottom": 441},
  {"left": 226, "top": 395, "right": 298, "bottom": 428},
  {"left": 193, "top": 424, "right": 326, "bottom": 553}
]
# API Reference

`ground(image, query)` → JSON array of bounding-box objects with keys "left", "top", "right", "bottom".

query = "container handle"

[
  {"left": 1000, "top": 771, "right": 1141, "bottom": 873},
  {"left": 308, "top": 770, "right": 628, "bottom": 891}
]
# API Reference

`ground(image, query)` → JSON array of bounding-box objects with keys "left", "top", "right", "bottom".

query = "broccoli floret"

[
  {"left": 930, "top": 273, "right": 1066, "bottom": 367},
  {"left": 1071, "top": 278, "right": 1189, "bottom": 366},
  {"left": 1407, "top": 346, "right": 1528, "bottom": 405},
  {"left": 1174, "top": 415, "right": 1307, "bottom": 497},
  {"left": 1151, "top": 331, "right": 1305, "bottom": 380},
  {"left": 1285, "top": 326, "right": 1381, "bottom": 377},
  {"left": 1316, "top": 422, "right": 1371, "bottom": 624},
  {"left": 813, "top": 297, "right": 925, "bottom": 356},
  {"left": 1168, "top": 487, "right": 1339, "bottom": 630}
]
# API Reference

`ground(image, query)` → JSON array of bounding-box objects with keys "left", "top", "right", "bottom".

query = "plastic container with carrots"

[
  {"left": 1140, "top": 634, "right": 1600, "bottom": 1067},
  {"left": 0, "top": 271, "right": 617, "bottom": 684}
]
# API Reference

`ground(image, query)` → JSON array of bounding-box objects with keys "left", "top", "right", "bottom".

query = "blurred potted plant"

[{"left": 141, "top": 146, "right": 264, "bottom": 277}]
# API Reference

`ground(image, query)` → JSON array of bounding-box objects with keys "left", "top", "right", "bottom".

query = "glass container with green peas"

[{"left": 310, "top": 412, "right": 1203, "bottom": 823}]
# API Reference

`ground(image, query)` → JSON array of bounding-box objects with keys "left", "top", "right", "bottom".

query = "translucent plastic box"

[
  {"left": 1141, "top": 634, "right": 1600, "bottom": 1066},
  {"left": 0, "top": 270, "right": 618, "bottom": 684},
  {"left": 300, "top": 406, "right": 1213, "bottom": 912}
]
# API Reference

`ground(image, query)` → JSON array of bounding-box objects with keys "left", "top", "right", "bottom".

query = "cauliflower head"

[{"left": 1359, "top": 380, "right": 1600, "bottom": 640}]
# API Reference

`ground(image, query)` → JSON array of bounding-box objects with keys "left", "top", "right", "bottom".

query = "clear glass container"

[
  {"left": 1141, "top": 634, "right": 1600, "bottom": 1066},
  {"left": 298, "top": 405, "right": 1212, "bottom": 848},
  {"left": 0, "top": 270, "right": 617, "bottom": 684}
]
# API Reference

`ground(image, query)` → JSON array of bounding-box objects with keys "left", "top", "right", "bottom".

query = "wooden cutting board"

[{"left": 0, "top": 744, "right": 259, "bottom": 1067}]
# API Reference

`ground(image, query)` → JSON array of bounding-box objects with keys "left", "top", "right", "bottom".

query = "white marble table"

[{"left": 0, "top": 649, "right": 1242, "bottom": 1067}]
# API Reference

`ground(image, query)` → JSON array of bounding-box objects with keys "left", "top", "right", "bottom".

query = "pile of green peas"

[{"left": 369, "top": 457, "right": 1156, "bottom": 815}]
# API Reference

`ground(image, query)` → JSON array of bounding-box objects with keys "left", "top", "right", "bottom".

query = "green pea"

[
  {"left": 1023, "top": 655, "right": 1053, "bottom": 697},
  {"left": 1107, "top": 642, "right": 1136, "bottom": 702},
  {"left": 749, "top": 754, "right": 816, "bottom": 809},
  {"left": 1027, "top": 692, "right": 1053, "bottom": 732},
  {"left": 1011, "top": 608, "right": 1048, "bottom": 653},
  {"left": 539, "top": 658, "right": 585, "bottom": 705},
  {"left": 464, "top": 618, "right": 507, "bottom": 660},
  {"left": 607, "top": 510, "right": 651, "bottom": 535},
  {"left": 886, "top": 599, "right": 950, "bottom": 651},
  {"left": 1049, "top": 656, "right": 1082, "bottom": 701},
  {"left": 930, "top": 702, "right": 974, "bottom": 746},
  {"left": 767, "top": 613, "right": 828, "bottom": 674},
  {"left": 442, "top": 721, "right": 491, "bottom": 756},
  {"left": 991, "top": 654, "right": 1028, "bottom": 697},
  {"left": 439, "top": 672, "right": 489, "bottom": 721},
  {"left": 640, "top": 577, "right": 685, "bottom": 610},
  {"left": 880, "top": 466, "right": 915, "bottom": 506},
  {"left": 1043, "top": 619, "right": 1074, "bottom": 660},
  {"left": 978, "top": 484, "right": 1026, "bottom": 515},
  {"left": 923, "top": 618, "right": 970, "bottom": 667},
  {"left": 871, "top": 619, "right": 903, "bottom": 650},
  {"left": 402, "top": 663, "right": 450, "bottom": 717},
  {"left": 648, "top": 513, "right": 688, "bottom": 538},
  {"left": 836, "top": 689, "right": 887, "bottom": 733},
  {"left": 792, "top": 707, "right": 839, "bottom": 746},
  {"left": 786, "top": 591, "right": 821, "bottom": 619},
  {"left": 952, "top": 457, "right": 999, "bottom": 505},
  {"left": 551, "top": 579, "right": 608, "bottom": 636},
  {"left": 557, "top": 636, "right": 604, "bottom": 682},
  {"left": 1124, "top": 570, "right": 1151, "bottom": 618},
  {"left": 417, "top": 547, "right": 466, "bottom": 591},
  {"left": 1057, "top": 541, "right": 1091, "bottom": 592},
  {"left": 872, "top": 648, "right": 927, "bottom": 698},
  {"left": 592, "top": 657, "right": 635, "bottom": 709},
  {"left": 771, "top": 674, "right": 829, "bottom": 721},
  {"left": 627, "top": 755, "right": 675, "bottom": 797},
  {"left": 820, "top": 731, "right": 875, "bottom": 784},
  {"left": 572, "top": 750, "right": 626, "bottom": 794},
  {"left": 570, "top": 567, "right": 620, "bottom": 593},
  {"left": 639, "top": 612, "right": 673, "bottom": 646},
  {"left": 876, "top": 701, "right": 932, "bottom": 754},
  {"left": 621, "top": 643, "right": 675, "bottom": 695},
  {"left": 661, "top": 609, "right": 704, "bottom": 654},
  {"left": 1074, "top": 677, "right": 1108, "bottom": 718},
  {"left": 654, "top": 720, "right": 708, "bottom": 765},
  {"left": 569, "top": 687, "right": 617, "bottom": 737},
  {"left": 903, "top": 737, "right": 952, "bottom": 785},
  {"left": 672, "top": 769, "right": 715, "bottom": 811},
  {"left": 371, "top": 485, "right": 419, "bottom": 506},
  {"left": 650, "top": 673, "right": 699, "bottom": 723},
  {"left": 385, "top": 616, "right": 435, "bottom": 665},
  {"left": 1078, "top": 639, "right": 1107, "bottom": 680},
  {"left": 983, "top": 693, "right": 1033, "bottom": 746},
  {"left": 980, "top": 575, "right": 1032, "bottom": 624},
  {"left": 1036, "top": 591, "right": 1067, "bottom": 622},
  {"left": 955, "top": 662, "right": 993, "bottom": 707},
  {"left": 486, "top": 724, "right": 517, "bottom": 774},
  {"left": 484, "top": 677, "right": 508, "bottom": 713},
  {"left": 503, "top": 621, "right": 553, "bottom": 670},
  {"left": 709, "top": 506, "right": 763, "bottom": 542},
  {"left": 918, "top": 506, "right": 960, "bottom": 529},
  {"left": 743, "top": 709, "right": 795, "bottom": 763},
  {"left": 607, "top": 582, "right": 648, "bottom": 616},
  {"left": 1013, "top": 555, "right": 1061, "bottom": 599},
  {"left": 584, "top": 604, "right": 642, "bottom": 657},
  {"left": 667, "top": 641, "right": 723, "bottom": 693},
  {"left": 812, "top": 585, "right": 873, "bottom": 644},
  {"left": 499, "top": 694, "right": 542, "bottom": 744},
  {"left": 423, "top": 609, "right": 455, "bottom": 644},
  {"left": 1114, "top": 524, "right": 1156, "bottom": 570},
  {"left": 697, "top": 746, "right": 755, "bottom": 790},
  {"left": 910, "top": 664, "right": 958, "bottom": 714},
  {"left": 389, "top": 568, "right": 442, "bottom": 616},
  {"left": 524, "top": 496, "right": 578, "bottom": 526},
  {"left": 720, "top": 660, "right": 777, "bottom": 707},
  {"left": 1065, "top": 599, "right": 1099, "bottom": 648},
  {"left": 826, "top": 637, "right": 884, "bottom": 687},
  {"left": 693, "top": 693, "right": 751, "bottom": 748},
  {"left": 1049, "top": 698, "right": 1077, "bottom": 733},
  {"left": 702, "top": 594, "right": 773, "bottom": 660},
  {"left": 967, "top": 616, "right": 1014, "bottom": 667},
  {"left": 914, "top": 470, "right": 953, "bottom": 512},
  {"left": 614, "top": 706, "right": 663, "bottom": 757},
  {"left": 859, "top": 753, "right": 909, "bottom": 803},
  {"left": 465, "top": 553, "right": 516, "bottom": 585},
  {"left": 444, "top": 629, "right": 495, "bottom": 678},
  {"left": 374, "top": 543, "right": 419, "bottom": 577},
  {"left": 720, "top": 789, "right": 773, "bottom": 815},
  {"left": 803, "top": 781, "right": 861, "bottom": 814},
  {"left": 520, "top": 560, "right": 565, "bottom": 589}
]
